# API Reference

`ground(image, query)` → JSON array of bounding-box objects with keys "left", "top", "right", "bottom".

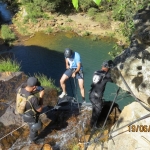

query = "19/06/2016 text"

[{"left": 128, "top": 125, "right": 150, "bottom": 132}]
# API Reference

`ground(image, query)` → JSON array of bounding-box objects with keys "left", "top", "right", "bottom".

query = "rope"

[
  {"left": 0, "top": 123, "right": 27, "bottom": 141},
  {"left": 118, "top": 69, "right": 150, "bottom": 112},
  {"left": 73, "top": 77, "right": 81, "bottom": 113},
  {"left": 88, "top": 68, "right": 150, "bottom": 149},
  {"left": 109, "top": 112, "right": 150, "bottom": 136},
  {"left": 84, "top": 87, "right": 120, "bottom": 150},
  {"left": 69, "top": 78, "right": 74, "bottom": 97},
  {"left": 93, "top": 87, "right": 120, "bottom": 149},
  {"left": 81, "top": 122, "right": 86, "bottom": 145},
  {"left": 82, "top": 112, "right": 150, "bottom": 149},
  {"left": 0, "top": 107, "right": 55, "bottom": 141}
]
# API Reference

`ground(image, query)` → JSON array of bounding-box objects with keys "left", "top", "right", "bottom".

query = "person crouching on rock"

[{"left": 16, "top": 77, "right": 45, "bottom": 144}]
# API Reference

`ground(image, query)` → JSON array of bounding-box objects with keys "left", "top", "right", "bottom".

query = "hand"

[
  {"left": 72, "top": 72, "right": 76, "bottom": 78},
  {"left": 39, "top": 90, "right": 44, "bottom": 98}
]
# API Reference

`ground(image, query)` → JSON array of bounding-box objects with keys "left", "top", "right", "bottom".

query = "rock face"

[
  {"left": 0, "top": 72, "right": 27, "bottom": 126},
  {"left": 112, "top": 5, "right": 150, "bottom": 105},
  {"left": 108, "top": 5, "right": 150, "bottom": 150},
  {"left": 108, "top": 102, "right": 150, "bottom": 150}
]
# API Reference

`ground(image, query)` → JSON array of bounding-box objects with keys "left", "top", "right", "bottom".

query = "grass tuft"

[
  {"left": 34, "top": 73, "right": 60, "bottom": 91},
  {"left": 0, "top": 58, "right": 21, "bottom": 72}
]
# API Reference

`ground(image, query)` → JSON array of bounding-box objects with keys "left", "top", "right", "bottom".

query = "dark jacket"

[{"left": 89, "top": 70, "right": 112, "bottom": 99}]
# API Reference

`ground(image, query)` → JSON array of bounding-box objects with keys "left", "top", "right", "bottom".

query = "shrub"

[
  {"left": 78, "top": 0, "right": 97, "bottom": 12},
  {"left": 44, "top": 27, "right": 53, "bottom": 34},
  {"left": 87, "top": 7, "right": 98, "bottom": 17},
  {"left": 82, "top": 31, "right": 91, "bottom": 36},
  {"left": 1, "top": 25, "right": 16, "bottom": 42},
  {"left": 34, "top": 73, "right": 60, "bottom": 91},
  {"left": 0, "top": 58, "right": 21, "bottom": 72},
  {"left": 108, "top": 44, "right": 123, "bottom": 59}
]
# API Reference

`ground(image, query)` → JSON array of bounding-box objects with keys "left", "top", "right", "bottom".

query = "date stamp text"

[{"left": 128, "top": 125, "right": 150, "bottom": 132}]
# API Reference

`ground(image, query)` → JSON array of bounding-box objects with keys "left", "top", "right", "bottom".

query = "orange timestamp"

[{"left": 128, "top": 125, "right": 150, "bottom": 132}]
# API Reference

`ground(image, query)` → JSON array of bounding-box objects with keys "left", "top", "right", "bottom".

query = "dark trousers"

[
  {"left": 90, "top": 97, "right": 103, "bottom": 128},
  {"left": 23, "top": 113, "right": 40, "bottom": 141}
]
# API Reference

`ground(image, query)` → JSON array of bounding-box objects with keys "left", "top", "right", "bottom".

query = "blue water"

[{"left": 11, "top": 32, "right": 134, "bottom": 110}]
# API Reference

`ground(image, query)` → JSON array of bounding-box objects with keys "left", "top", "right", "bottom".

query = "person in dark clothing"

[
  {"left": 89, "top": 60, "right": 113, "bottom": 128},
  {"left": 16, "top": 77, "right": 45, "bottom": 144}
]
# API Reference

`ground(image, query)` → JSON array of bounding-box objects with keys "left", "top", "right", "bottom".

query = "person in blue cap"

[
  {"left": 59, "top": 48, "right": 85, "bottom": 103},
  {"left": 89, "top": 60, "right": 114, "bottom": 128},
  {"left": 16, "top": 77, "right": 45, "bottom": 144}
]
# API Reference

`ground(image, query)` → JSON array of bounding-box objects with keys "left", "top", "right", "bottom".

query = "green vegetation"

[
  {"left": 108, "top": 44, "right": 123, "bottom": 59},
  {"left": 34, "top": 73, "right": 60, "bottom": 91},
  {"left": 87, "top": 7, "right": 98, "bottom": 17},
  {"left": 44, "top": 27, "right": 53, "bottom": 34},
  {"left": 0, "top": 58, "right": 21, "bottom": 72},
  {"left": 82, "top": 31, "right": 91, "bottom": 36},
  {"left": 1, "top": 25, "right": 16, "bottom": 42}
]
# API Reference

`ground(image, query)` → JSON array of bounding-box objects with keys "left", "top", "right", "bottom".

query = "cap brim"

[{"left": 36, "top": 81, "right": 41, "bottom": 86}]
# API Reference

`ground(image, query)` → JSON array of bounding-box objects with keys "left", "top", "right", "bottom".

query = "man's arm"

[
  {"left": 105, "top": 71, "right": 113, "bottom": 82},
  {"left": 72, "top": 63, "right": 81, "bottom": 77},
  {"left": 65, "top": 58, "right": 70, "bottom": 69},
  {"left": 33, "top": 89, "right": 44, "bottom": 113},
  {"left": 31, "top": 96, "right": 43, "bottom": 113},
  {"left": 36, "top": 105, "right": 43, "bottom": 112},
  {"left": 38, "top": 90, "right": 44, "bottom": 106}
]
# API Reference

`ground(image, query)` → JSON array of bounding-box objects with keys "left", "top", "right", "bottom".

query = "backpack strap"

[
  {"left": 18, "top": 88, "right": 36, "bottom": 115},
  {"left": 25, "top": 95, "right": 36, "bottom": 115}
]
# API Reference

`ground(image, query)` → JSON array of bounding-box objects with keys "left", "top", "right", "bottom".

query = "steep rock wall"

[
  {"left": 112, "top": 5, "right": 150, "bottom": 105},
  {"left": 108, "top": 5, "right": 150, "bottom": 150}
]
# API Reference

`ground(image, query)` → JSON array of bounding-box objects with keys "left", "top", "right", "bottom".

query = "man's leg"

[
  {"left": 28, "top": 122, "right": 38, "bottom": 141},
  {"left": 78, "top": 78, "right": 85, "bottom": 102},
  {"left": 59, "top": 74, "right": 69, "bottom": 98},
  {"left": 90, "top": 97, "right": 103, "bottom": 128},
  {"left": 23, "top": 114, "right": 39, "bottom": 142}
]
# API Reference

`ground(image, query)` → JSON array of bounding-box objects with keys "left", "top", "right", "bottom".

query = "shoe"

[
  {"left": 33, "top": 138, "right": 45, "bottom": 144},
  {"left": 59, "top": 92, "right": 67, "bottom": 98},
  {"left": 82, "top": 100, "right": 86, "bottom": 104}
]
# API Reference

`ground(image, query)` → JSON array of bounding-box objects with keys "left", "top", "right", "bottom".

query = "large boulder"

[{"left": 108, "top": 102, "right": 150, "bottom": 150}]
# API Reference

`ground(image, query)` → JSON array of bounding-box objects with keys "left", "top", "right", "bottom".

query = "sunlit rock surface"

[{"left": 108, "top": 102, "right": 150, "bottom": 150}]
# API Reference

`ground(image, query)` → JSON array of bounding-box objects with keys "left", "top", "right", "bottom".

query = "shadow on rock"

[{"left": 97, "top": 101, "right": 121, "bottom": 129}]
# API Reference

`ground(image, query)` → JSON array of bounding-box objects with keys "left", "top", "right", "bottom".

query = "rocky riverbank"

[{"left": 11, "top": 8, "right": 126, "bottom": 47}]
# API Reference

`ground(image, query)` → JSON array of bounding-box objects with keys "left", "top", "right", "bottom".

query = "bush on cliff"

[
  {"left": 0, "top": 58, "right": 21, "bottom": 72},
  {"left": 34, "top": 73, "right": 60, "bottom": 91},
  {"left": 1, "top": 25, "right": 16, "bottom": 42}
]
